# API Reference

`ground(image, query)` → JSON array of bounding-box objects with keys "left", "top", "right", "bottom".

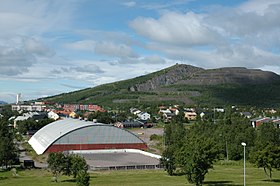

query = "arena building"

[{"left": 28, "top": 118, "right": 147, "bottom": 155}]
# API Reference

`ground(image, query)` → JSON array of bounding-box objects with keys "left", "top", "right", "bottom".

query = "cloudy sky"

[{"left": 1, "top": 0, "right": 280, "bottom": 103}]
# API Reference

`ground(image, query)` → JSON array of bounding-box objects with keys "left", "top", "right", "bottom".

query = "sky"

[{"left": 1, "top": 0, "right": 280, "bottom": 103}]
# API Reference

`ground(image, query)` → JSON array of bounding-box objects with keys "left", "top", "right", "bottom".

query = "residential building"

[
  {"left": 48, "top": 111, "right": 60, "bottom": 120},
  {"left": 12, "top": 104, "right": 46, "bottom": 111},
  {"left": 240, "top": 112, "right": 252, "bottom": 118},
  {"left": 69, "top": 112, "right": 77, "bottom": 118},
  {"left": 184, "top": 111, "right": 197, "bottom": 120},
  {"left": 137, "top": 112, "right": 150, "bottom": 120},
  {"left": 251, "top": 117, "right": 272, "bottom": 128}
]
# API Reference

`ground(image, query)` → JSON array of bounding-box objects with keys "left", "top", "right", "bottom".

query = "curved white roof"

[
  {"left": 28, "top": 118, "right": 145, "bottom": 155},
  {"left": 28, "top": 118, "right": 105, "bottom": 155}
]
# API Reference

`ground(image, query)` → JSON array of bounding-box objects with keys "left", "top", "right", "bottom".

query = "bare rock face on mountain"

[
  {"left": 129, "top": 64, "right": 203, "bottom": 91},
  {"left": 129, "top": 65, "right": 280, "bottom": 92}
]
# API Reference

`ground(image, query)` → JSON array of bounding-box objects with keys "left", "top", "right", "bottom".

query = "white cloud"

[
  {"left": 140, "top": 0, "right": 194, "bottom": 11},
  {"left": 129, "top": 2, "right": 280, "bottom": 72},
  {"left": 0, "top": 0, "right": 78, "bottom": 37},
  {"left": 95, "top": 41, "right": 138, "bottom": 58},
  {"left": 24, "top": 38, "right": 55, "bottom": 57},
  {"left": 0, "top": 37, "right": 55, "bottom": 76},
  {"left": 260, "top": 65, "right": 280, "bottom": 75},
  {"left": 238, "top": 0, "right": 280, "bottom": 15},
  {"left": 0, "top": 45, "right": 34, "bottom": 76},
  {"left": 68, "top": 64, "right": 105, "bottom": 74},
  {"left": 142, "top": 55, "right": 167, "bottom": 64},
  {"left": 208, "top": 4, "right": 280, "bottom": 38},
  {"left": 153, "top": 43, "right": 280, "bottom": 69},
  {"left": 130, "top": 11, "right": 220, "bottom": 46},
  {"left": 65, "top": 40, "right": 138, "bottom": 58},
  {"left": 0, "top": 0, "right": 79, "bottom": 78},
  {"left": 65, "top": 30, "right": 141, "bottom": 59},
  {"left": 65, "top": 40, "right": 96, "bottom": 52},
  {"left": 122, "top": 1, "right": 136, "bottom": 7},
  {"left": 75, "top": 30, "right": 138, "bottom": 45}
]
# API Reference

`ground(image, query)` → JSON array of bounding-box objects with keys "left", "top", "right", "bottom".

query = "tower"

[{"left": 16, "top": 93, "right": 21, "bottom": 105}]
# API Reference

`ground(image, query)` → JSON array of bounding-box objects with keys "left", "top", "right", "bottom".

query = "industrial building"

[{"left": 28, "top": 118, "right": 148, "bottom": 155}]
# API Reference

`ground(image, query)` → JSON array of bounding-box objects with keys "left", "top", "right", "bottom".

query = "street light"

[{"left": 241, "top": 142, "right": 246, "bottom": 186}]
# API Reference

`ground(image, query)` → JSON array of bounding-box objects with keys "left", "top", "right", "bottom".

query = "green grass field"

[{"left": 0, "top": 163, "right": 280, "bottom": 186}]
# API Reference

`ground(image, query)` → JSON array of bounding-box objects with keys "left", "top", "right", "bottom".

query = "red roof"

[{"left": 54, "top": 110, "right": 71, "bottom": 115}]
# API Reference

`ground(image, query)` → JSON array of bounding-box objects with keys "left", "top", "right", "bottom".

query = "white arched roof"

[{"left": 28, "top": 118, "right": 104, "bottom": 155}]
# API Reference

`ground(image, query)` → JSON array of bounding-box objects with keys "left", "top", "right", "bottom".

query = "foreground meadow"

[{"left": 0, "top": 163, "right": 280, "bottom": 186}]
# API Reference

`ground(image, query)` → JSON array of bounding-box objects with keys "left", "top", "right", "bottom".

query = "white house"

[
  {"left": 138, "top": 112, "right": 151, "bottom": 120},
  {"left": 130, "top": 108, "right": 142, "bottom": 115},
  {"left": 48, "top": 111, "right": 60, "bottom": 120},
  {"left": 159, "top": 109, "right": 171, "bottom": 115}
]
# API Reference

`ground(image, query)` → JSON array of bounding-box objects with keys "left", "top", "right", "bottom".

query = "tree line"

[
  {"left": 0, "top": 118, "right": 18, "bottom": 168},
  {"left": 161, "top": 113, "right": 280, "bottom": 185}
]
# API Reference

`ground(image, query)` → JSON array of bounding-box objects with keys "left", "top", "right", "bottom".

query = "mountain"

[
  {"left": 0, "top": 101, "right": 7, "bottom": 105},
  {"left": 128, "top": 65, "right": 280, "bottom": 91},
  {"left": 40, "top": 64, "right": 280, "bottom": 108}
]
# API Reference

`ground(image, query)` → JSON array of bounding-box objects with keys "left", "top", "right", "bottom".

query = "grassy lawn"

[
  {"left": 0, "top": 168, "right": 75, "bottom": 186},
  {"left": 0, "top": 163, "right": 280, "bottom": 186}
]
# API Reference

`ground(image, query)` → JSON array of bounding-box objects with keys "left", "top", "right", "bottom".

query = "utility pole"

[{"left": 241, "top": 142, "right": 246, "bottom": 186}]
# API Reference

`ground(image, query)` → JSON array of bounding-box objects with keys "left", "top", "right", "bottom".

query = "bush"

[
  {"left": 150, "top": 134, "right": 162, "bottom": 141},
  {"left": 76, "top": 171, "right": 90, "bottom": 186}
]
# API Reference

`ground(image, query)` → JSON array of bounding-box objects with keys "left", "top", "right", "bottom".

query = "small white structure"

[
  {"left": 138, "top": 112, "right": 151, "bottom": 120},
  {"left": 130, "top": 108, "right": 141, "bottom": 115},
  {"left": 16, "top": 93, "right": 21, "bottom": 104},
  {"left": 200, "top": 112, "right": 206, "bottom": 118},
  {"left": 48, "top": 111, "right": 60, "bottom": 120},
  {"left": 214, "top": 108, "right": 225, "bottom": 112},
  {"left": 159, "top": 109, "right": 171, "bottom": 114}
]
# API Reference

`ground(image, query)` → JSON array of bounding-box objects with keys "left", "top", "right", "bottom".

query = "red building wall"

[{"left": 46, "top": 143, "right": 148, "bottom": 153}]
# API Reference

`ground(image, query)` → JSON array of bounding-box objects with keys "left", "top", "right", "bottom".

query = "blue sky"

[{"left": 1, "top": 0, "right": 280, "bottom": 103}]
